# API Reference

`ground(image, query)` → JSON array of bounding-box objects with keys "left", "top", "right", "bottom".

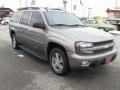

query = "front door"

[{"left": 25, "top": 11, "right": 47, "bottom": 56}]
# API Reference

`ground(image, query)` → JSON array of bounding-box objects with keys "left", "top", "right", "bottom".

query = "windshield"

[{"left": 44, "top": 11, "right": 84, "bottom": 26}]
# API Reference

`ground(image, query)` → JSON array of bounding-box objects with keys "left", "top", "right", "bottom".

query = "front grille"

[
  {"left": 93, "top": 40, "right": 113, "bottom": 47},
  {"left": 94, "top": 47, "right": 113, "bottom": 54},
  {"left": 80, "top": 40, "right": 114, "bottom": 55}
]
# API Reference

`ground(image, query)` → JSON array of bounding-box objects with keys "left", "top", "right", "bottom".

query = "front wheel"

[
  {"left": 4, "top": 22, "right": 8, "bottom": 25},
  {"left": 99, "top": 27, "right": 105, "bottom": 31},
  {"left": 11, "top": 34, "right": 19, "bottom": 49},
  {"left": 49, "top": 48, "right": 69, "bottom": 76}
]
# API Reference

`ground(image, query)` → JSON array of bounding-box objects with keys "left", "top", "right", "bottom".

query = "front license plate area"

[{"left": 105, "top": 55, "right": 112, "bottom": 63}]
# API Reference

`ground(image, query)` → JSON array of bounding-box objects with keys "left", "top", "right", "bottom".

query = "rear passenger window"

[
  {"left": 20, "top": 11, "right": 31, "bottom": 25},
  {"left": 30, "top": 11, "right": 44, "bottom": 27},
  {"left": 12, "top": 11, "right": 22, "bottom": 23}
]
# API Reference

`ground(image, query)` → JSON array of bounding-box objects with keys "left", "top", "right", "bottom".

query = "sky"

[{"left": 0, "top": 0, "right": 119, "bottom": 17}]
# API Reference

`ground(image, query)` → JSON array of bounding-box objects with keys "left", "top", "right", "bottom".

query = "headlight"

[
  {"left": 79, "top": 42, "right": 93, "bottom": 48},
  {"left": 75, "top": 41, "right": 93, "bottom": 54}
]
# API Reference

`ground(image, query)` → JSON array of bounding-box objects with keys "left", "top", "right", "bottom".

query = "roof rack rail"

[
  {"left": 52, "top": 8, "right": 64, "bottom": 11},
  {"left": 18, "top": 7, "right": 40, "bottom": 11},
  {"left": 44, "top": 7, "right": 64, "bottom": 11}
]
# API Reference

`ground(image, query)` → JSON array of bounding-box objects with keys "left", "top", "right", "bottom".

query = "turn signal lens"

[{"left": 75, "top": 42, "right": 80, "bottom": 54}]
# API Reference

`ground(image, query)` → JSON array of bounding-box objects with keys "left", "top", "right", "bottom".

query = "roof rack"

[
  {"left": 52, "top": 8, "right": 64, "bottom": 11},
  {"left": 44, "top": 7, "right": 64, "bottom": 11},
  {"left": 17, "top": 7, "right": 64, "bottom": 12},
  {"left": 18, "top": 7, "right": 40, "bottom": 11}
]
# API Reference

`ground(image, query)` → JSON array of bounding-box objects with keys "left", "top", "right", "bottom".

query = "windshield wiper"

[
  {"left": 51, "top": 24, "right": 69, "bottom": 26},
  {"left": 69, "top": 24, "right": 84, "bottom": 26},
  {"left": 51, "top": 24, "right": 84, "bottom": 27}
]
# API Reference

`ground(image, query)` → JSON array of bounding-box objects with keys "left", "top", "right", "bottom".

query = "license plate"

[{"left": 105, "top": 55, "right": 112, "bottom": 63}]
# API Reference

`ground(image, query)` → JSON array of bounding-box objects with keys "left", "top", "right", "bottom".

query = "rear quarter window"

[
  {"left": 30, "top": 11, "right": 44, "bottom": 27},
  {"left": 19, "top": 11, "right": 31, "bottom": 25},
  {"left": 12, "top": 11, "right": 23, "bottom": 23}
]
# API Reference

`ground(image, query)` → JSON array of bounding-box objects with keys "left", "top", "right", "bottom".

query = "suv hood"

[{"left": 52, "top": 27, "right": 113, "bottom": 42}]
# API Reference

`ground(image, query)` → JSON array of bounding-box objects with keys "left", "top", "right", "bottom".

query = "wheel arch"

[
  {"left": 47, "top": 42, "right": 68, "bottom": 59},
  {"left": 47, "top": 42, "right": 71, "bottom": 71}
]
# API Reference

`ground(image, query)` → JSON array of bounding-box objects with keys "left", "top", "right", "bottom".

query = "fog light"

[{"left": 82, "top": 61, "right": 90, "bottom": 67}]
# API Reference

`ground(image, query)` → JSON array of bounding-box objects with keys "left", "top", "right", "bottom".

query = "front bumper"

[{"left": 67, "top": 48, "right": 118, "bottom": 69}]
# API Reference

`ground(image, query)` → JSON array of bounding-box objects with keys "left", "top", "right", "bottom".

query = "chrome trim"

[{"left": 81, "top": 43, "right": 114, "bottom": 51}]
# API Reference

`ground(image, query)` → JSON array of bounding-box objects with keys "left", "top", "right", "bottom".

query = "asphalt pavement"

[{"left": 0, "top": 25, "right": 120, "bottom": 90}]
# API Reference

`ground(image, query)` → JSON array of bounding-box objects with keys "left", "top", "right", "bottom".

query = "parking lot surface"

[{"left": 0, "top": 25, "right": 120, "bottom": 90}]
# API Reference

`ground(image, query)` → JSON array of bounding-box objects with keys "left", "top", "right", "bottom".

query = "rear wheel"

[
  {"left": 49, "top": 48, "right": 69, "bottom": 76},
  {"left": 11, "top": 34, "right": 19, "bottom": 49}
]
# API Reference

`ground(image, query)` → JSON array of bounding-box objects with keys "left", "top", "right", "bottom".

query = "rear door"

[
  {"left": 18, "top": 11, "right": 32, "bottom": 47},
  {"left": 10, "top": 11, "right": 23, "bottom": 43}
]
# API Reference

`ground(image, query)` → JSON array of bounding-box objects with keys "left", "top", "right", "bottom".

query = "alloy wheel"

[{"left": 51, "top": 52, "right": 64, "bottom": 73}]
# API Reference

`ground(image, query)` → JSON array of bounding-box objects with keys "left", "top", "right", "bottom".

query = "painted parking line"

[{"left": 17, "top": 54, "right": 25, "bottom": 58}]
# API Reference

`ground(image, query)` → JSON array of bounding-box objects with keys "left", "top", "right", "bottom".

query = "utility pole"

[
  {"left": 26, "top": 0, "right": 27, "bottom": 7},
  {"left": 80, "top": 0, "right": 85, "bottom": 18},
  {"left": 115, "top": 0, "right": 118, "bottom": 9},
  {"left": 20, "top": 0, "right": 21, "bottom": 8},
  {"left": 88, "top": 8, "right": 92, "bottom": 18},
  {"left": 63, "top": 0, "right": 67, "bottom": 12},
  {"left": 31, "top": 0, "right": 36, "bottom": 7},
  {"left": 71, "top": 0, "right": 72, "bottom": 12}
]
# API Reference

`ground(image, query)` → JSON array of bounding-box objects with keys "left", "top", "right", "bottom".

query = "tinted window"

[
  {"left": 12, "top": 11, "right": 22, "bottom": 23},
  {"left": 30, "top": 11, "right": 44, "bottom": 27},
  {"left": 86, "top": 20, "right": 92, "bottom": 24},
  {"left": 44, "top": 11, "right": 83, "bottom": 26},
  {"left": 20, "top": 11, "right": 31, "bottom": 25}
]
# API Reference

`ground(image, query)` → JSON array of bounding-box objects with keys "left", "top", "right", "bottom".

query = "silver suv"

[{"left": 9, "top": 7, "right": 118, "bottom": 76}]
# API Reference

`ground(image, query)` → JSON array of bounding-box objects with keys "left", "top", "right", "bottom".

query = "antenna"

[
  {"left": 26, "top": 0, "right": 27, "bottom": 7},
  {"left": 115, "top": 0, "right": 118, "bottom": 10}
]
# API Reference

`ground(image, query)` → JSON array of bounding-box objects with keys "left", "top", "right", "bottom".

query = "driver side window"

[{"left": 30, "top": 11, "right": 44, "bottom": 27}]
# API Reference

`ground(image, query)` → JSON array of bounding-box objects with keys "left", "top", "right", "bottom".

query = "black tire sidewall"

[
  {"left": 12, "top": 34, "right": 18, "bottom": 49},
  {"left": 49, "top": 48, "right": 69, "bottom": 76}
]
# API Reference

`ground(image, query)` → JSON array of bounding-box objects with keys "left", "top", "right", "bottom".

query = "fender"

[{"left": 47, "top": 36, "right": 74, "bottom": 52}]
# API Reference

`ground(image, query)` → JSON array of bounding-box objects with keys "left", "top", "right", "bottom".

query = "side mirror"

[{"left": 33, "top": 23, "right": 45, "bottom": 29}]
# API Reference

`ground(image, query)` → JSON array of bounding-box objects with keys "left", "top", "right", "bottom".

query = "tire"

[
  {"left": 5, "top": 22, "right": 8, "bottom": 25},
  {"left": 4, "top": 22, "right": 8, "bottom": 25},
  {"left": 99, "top": 27, "right": 105, "bottom": 31},
  {"left": 49, "top": 48, "right": 69, "bottom": 76},
  {"left": 11, "top": 34, "right": 19, "bottom": 49},
  {"left": 3, "top": 22, "right": 5, "bottom": 25}
]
